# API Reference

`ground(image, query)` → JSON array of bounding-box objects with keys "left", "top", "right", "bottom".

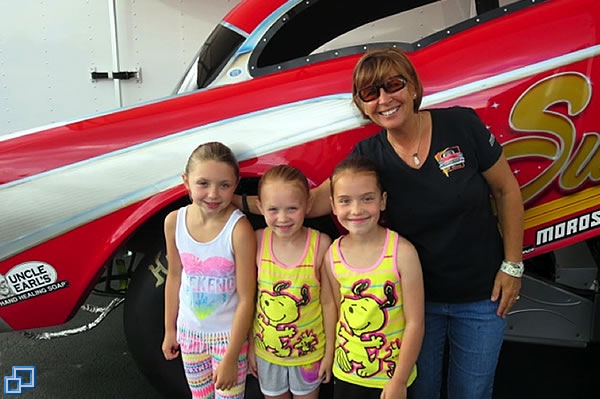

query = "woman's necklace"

[{"left": 389, "top": 112, "right": 423, "bottom": 166}]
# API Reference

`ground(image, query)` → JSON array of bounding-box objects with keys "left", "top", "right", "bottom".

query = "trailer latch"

[{"left": 90, "top": 67, "right": 142, "bottom": 82}]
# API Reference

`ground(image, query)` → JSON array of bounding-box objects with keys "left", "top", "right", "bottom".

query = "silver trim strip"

[{"left": 220, "top": 21, "right": 249, "bottom": 38}]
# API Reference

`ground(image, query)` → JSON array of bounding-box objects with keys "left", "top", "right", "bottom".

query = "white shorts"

[{"left": 256, "top": 356, "right": 323, "bottom": 396}]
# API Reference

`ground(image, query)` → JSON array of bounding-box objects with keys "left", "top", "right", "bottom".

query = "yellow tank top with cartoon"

[
  {"left": 253, "top": 227, "right": 325, "bottom": 366},
  {"left": 330, "top": 229, "right": 417, "bottom": 388}
]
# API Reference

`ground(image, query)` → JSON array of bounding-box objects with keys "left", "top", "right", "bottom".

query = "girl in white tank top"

[{"left": 161, "top": 142, "right": 256, "bottom": 399}]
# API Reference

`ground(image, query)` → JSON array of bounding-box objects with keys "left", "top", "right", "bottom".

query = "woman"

[
  {"left": 237, "top": 46, "right": 524, "bottom": 398},
  {"left": 307, "top": 47, "right": 524, "bottom": 399}
]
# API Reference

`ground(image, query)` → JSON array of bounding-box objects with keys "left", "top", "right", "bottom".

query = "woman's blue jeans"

[{"left": 408, "top": 299, "right": 506, "bottom": 399}]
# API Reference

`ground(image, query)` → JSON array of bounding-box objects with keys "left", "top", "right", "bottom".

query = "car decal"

[{"left": 0, "top": 262, "right": 69, "bottom": 308}]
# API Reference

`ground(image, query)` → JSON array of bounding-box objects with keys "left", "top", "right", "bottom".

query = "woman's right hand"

[{"left": 161, "top": 332, "right": 180, "bottom": 360}]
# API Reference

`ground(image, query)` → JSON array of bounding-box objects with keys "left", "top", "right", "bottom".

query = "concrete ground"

[{"left": 1, "top": 293, "right": 597, "bottom": 398}]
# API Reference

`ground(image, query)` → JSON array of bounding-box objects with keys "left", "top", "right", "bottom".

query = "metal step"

[
  {"left": 505, "top": 273, "right": 593, "bottom": 347},
  {"left": 554, "top": 240, "right": 599, "bottom": 291}
]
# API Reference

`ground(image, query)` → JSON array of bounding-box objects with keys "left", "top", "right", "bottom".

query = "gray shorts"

[{"left": 256, "top": 356, "right": 323, "bottom": 396}]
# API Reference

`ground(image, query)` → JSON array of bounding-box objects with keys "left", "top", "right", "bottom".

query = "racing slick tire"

[
  {"left": 123, "top": 243, "right": 192, "bottom": 399},
  {"left": 123, "top": 240, "right": 265, "bottom": 398}
]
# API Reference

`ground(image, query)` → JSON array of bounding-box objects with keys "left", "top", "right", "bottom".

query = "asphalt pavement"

[
  {"left": 1, "top": 292, "right": 597, "bottom": 398},
  {"left": 0, "top": 294, "right": 162, "bottom": 399}
]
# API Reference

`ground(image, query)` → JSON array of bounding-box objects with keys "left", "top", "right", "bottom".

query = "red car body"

[{"left": 1, "top": 0, "right": 599, "bottom": 350}]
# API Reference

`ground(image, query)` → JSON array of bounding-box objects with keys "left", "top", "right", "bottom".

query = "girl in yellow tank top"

[
  {"left": 249, "top": 165, "right": 336, "bottom": 399},
  {"left": 324, "top": 157, "right": 424, "bottom": 399}
]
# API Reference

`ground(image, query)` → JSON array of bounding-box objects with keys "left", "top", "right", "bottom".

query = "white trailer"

[{"left": 0, "top": 0, "right": 241, "bottom": 136}]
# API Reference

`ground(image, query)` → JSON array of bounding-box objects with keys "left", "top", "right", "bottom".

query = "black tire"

[
  {"left": 123, "top": 243, "right": 192, "bottom": 399},
  {"left": 121, "top": 238, "right": 266, "bottom": 399}
]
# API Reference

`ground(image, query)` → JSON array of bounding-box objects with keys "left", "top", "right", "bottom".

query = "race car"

[{"left": 1, "top": 0, "right": 599, "bottom": 397}]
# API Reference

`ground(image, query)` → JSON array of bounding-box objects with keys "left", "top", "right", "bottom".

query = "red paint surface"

[{"left": 2, "top": 0, "right": 599, "bottom": 330}]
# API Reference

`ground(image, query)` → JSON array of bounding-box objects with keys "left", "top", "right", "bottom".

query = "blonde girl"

[
  {"left": 249, "top": 165, "right": 336, "bottom": 399},
  {"left": 162, "top": 142, "right": 256, "bottom": 399},
  {"left": 324, "top": 157, "right": 424, "bottom": 399}
]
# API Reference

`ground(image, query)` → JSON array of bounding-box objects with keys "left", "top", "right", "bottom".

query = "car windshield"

[
  {"left": 174, "top": 23, "right": 245, "bottom": 93},
  {"left": 175, "top": 0, "right": 524, "bottom": 93}
]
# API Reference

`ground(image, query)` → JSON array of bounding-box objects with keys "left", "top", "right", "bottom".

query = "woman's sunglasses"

[{"left": 357, "top": 76, "right": 407, "bottom": 102}]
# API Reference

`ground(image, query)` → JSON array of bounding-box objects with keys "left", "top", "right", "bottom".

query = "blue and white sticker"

[{"left": 229, "top": 68, "right": 242, "bottom": 77}]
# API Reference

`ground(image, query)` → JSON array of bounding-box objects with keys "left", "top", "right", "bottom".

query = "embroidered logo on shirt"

[
  {"left": 434, "top": 146, "right": 465, "bottom": 177},
  {"left": 488, "top": 133, "right": 496, "bottom": 147}
]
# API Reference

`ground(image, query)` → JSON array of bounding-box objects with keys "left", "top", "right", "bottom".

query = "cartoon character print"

[
  {"left": 383, "top": 338, "right": 401, "bottom": 378},
  {"left": 335, "top": 280, "right": 397, "bottom": 378},
  {"left": 255, "top": 281, "right": 311, "bottom": 357},
  {"left": 293, "top": 330, "right": 319, "bottom": 356}
]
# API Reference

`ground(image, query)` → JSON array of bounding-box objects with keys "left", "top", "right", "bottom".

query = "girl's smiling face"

[
  {"left": 258, "top": 180, "right": 311, "bottom": 239},
  {"left": 182, "top": 160, "right": 238, "bottom": 215},
  {"left": 330, "top": 171, "right": 386, "bottom": 235}
]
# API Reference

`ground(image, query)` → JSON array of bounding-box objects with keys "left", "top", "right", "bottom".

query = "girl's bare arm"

[
  {"left": 162, "top": 211, "right": 183, "bottom": 360},
  {"left": 383, "top": 237, "right": 424, "bottom": 396},
  {"left": 316, "top": 234, "right": 335, "bottom": 382},
  {"left": 214, "top": 217, "right": 257, "bottom": 389},
  {"left": 233, "top": 178, "right": 333, "bottom": 218}
]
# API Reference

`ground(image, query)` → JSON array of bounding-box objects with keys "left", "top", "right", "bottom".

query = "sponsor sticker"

[
  {"left": 0, "top": 262, "right": 69, "bottom": 307},
  {"left": 535, "top": 208, "right": 600, "bottom": 246},
  {"left": 229, "top": 68, "right": 242, "bottom": 77}
]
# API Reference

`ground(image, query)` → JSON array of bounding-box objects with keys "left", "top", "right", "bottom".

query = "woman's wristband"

[
  {"left": 500, "top": 260, "right": 524, "bottom": 278},
  {"left": 241, "top": 193, "right": 250, "bottom": 214}
]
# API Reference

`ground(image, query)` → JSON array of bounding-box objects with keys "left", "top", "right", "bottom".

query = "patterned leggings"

[{"left": 179, "top": 329, "right": 248, "bottom": 399}]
